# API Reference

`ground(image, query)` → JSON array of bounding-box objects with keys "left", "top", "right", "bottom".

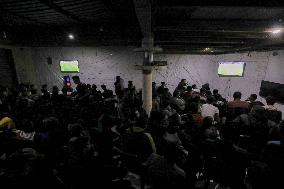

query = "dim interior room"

[{"left": 1, "top": 1, "right": 284, "bottom": 189}]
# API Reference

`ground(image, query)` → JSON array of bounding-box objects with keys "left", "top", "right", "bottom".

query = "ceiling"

[{"left": 1, "top": 0, "right": 284, "bottom": 54}]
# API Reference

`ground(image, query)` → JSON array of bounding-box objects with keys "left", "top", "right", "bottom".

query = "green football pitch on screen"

[
  {"left": 218, "top": 62, "right": 245, "bottom": 77},
  {"left": 60, "top": 61, "right": 80, "bottom": 72}
]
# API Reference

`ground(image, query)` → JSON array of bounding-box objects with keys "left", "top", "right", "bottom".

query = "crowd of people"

[{"left": 0, "top": 76, "right": 283, "bottom": 189}]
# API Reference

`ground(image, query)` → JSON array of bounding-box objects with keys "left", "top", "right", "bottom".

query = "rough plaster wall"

[
  {"left": 31, "top": 47, "right": 217, "bottom": 93},
  {"left": 31, "top": 47, "right": 143, "bottom": 90},
  {"left": 211, "top": 52, "right": 269, "bottom": 100},
  {"left": 12, "top": 47, "right": 37, "bottom": 85},
  {"left": 153, "top": 54, "right": 216, "bottom": 92},
  {"left": 30, "top": 46, "right": 284, "bottom": 118},
  {"left": 0, "top": 45, "right": 37, "bottom": 86},
  {"left": 212, "top": 51, "right": 284, "bottom": 118},
  {"left": 152, "top": 51, "right": 283, "bottom": 117}
]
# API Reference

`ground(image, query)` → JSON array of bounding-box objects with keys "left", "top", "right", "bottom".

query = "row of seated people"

[{"left": 0, "top": 78, "right": 283, "bottom": 189}]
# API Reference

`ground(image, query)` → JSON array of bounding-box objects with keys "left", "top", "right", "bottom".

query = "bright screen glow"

[
  {"left": 218, "top": 62, "right": 245, "bottom": 77},
  {"left": 60, "top": 60, "right": 79, "bottom": 72}
]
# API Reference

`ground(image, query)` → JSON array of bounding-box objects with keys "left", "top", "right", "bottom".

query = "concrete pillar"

[
  {"left": 142, "top": 70, "right": 152, "bottom": 116},
  {"left": 142, "top": 36, "right": 154, "bottom": 116}
]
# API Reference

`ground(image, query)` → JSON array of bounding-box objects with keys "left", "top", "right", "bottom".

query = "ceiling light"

[
  {"left": 68, "top": 34, "right": 74, "bottom": 40},
  {"left": 271, "top": 29, "right": 281, "bottom": 34},
  {"left": 203, "top": 47, "right": 210, "bottom": 51},
  {"left": 267, "top": 28, "right": 282, "bottom": 34}
]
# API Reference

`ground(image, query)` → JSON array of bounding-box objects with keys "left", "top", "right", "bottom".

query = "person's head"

[
  {"left": 128, "top": 81, "right": 133, "bottom": 88},
  {"left": 203, "top": 116, "right": 213, "bottom": 128},
  {"left": 41, "top": 84, "right": 48, "bottom": 91},
  {"left": 92, "top": 84, "right": 97, "bottom": 89},
  {"left": 213, "top": 89, "right": 218, "bottom": 95},
  {"left": 116, "top": 76, "right": 120, "bottom": 80},
  {"left": 266, "top": 96, "right": 276, "bottom": 106},
  {"left": 250, "top": 105, "right": 267, "bottom": 121},
  {"left": 233, "top": 91, "right": 242, "bottom": 100},
  {"left": 186, "top": 86, "right": 192, "bottom": 92},
  {"left": 86, "top": 84, "right": 91, "bottom": 89},
  {"left": 200, "top": 87, "right": 206, "bottom": 95},
  {"left": 52, "top": 86, "right": 59, "bottom": 95},
  {"left": 192, "top": 84, "right": 197, "bottom": 89},
  {"left": 206, "top": 95, "right": 215, "bottom": 104},
  {"left": 180, "top": 79, "right": 186, "bottom": 84},
  {"left": 22, "top": 119, "right": 34, "bottom": 133},
  {"left": 168, "top": 114, "right": 181, "bottom": 130},
  {"left": 30, "top": 88, "right": 37, "bottom": 95},
  {"left": 202, "top": 83, "right": 210, "bottom": 91},
  {"left": 173, "top": 90, "right": 180, "bottom": 98},
  {"left": 189, "top": 102, "right": 199, "bottom": 114},
  {"left": 161, "top": 82, "right": 165, "bottom": 86},
  {"left": 205, "top": 90, "right": 212, "bottom": 97},
  {"left": 191, "top": 94, "right": 200, "bottom": 103},
  {"left": 249, "top": 94, "right": 257, "bottom": 102},
  {"left": 101, "top": 84, "right": 107, "bottom": 90}
]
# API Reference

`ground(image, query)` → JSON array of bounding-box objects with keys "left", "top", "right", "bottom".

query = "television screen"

[
  {"left": 218, "top": 62, "right": 245, "bottom": 77},
  {"left": 60, "top": 60, "right": 79, "bottom": 72},
  {"left": 259, "top": 80, "right": 284, "bottom": 104}
]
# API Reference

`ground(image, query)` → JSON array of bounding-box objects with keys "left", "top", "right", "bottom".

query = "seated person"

[
  {"left": 161, "top": 101, "right": 176, "bottom": 118},
  {"left": 175, "top": 79, "right": 187, "bottom": 93},
  {"left": 101, "top": 85, "right": 113, "bottom": 99},
  {"left": 182, "top": 86, "right": 193, "bottom": 103},
  {"left": 227, "top": 91, "right": 250, "bottom": 109},
  {"left": 170, "top": 91, "right": 185, "bottom": 111},
  {"left": 157, "top": 82, "right": 166, "bottom": 95},
  {"left": 227, "top": 91, "right": 250, "bottom": 120},
  {"left": 122, "top": 121, "right": 156, "bottom": 173},
  {"left": 0, "top": 112, "right": 16, "bottom": 133},
  {"left": 200, "top": 96, "right": 220, "bottom": 123},
  {"left": 145, "top": 142, "right": 186, "bottom": 189},
  {"left": 264, "top": 96, "right": 282, "bottom": 123},
  {"left": 246, "top": 94, "right": 264, "bottom": 107},
  {"left": 188, "top": 102, "right": 203, "bottom": 127},
  {"left": 264, "top": 96, "right": 278, "bottom": 111}
]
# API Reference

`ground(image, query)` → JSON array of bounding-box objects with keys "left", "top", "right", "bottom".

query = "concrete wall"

[
  {"left": 211, "top": 51, "right": 284, "bottom": 116},
  {"left": 30, "top": 47, "right": 217, "bottom": 92},
  {"left": 31, "top": 47, "right": 143, "bottom": 90},
  {"left": 154, "top": 54, "right": 216, "bottom": 91},
  {"left": 0, "top": 45, "right": 37, "bottom": 86},
  {"left": 1, "top": 44, "right": 283, "bottom": 118}
]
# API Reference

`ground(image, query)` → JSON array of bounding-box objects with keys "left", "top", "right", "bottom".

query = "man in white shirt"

[
  {"left": 201, "top": 96, "right": 220, "bottom": 122},
  {"left": 264, "top": 96, "right": 278, "bottom": 111}
]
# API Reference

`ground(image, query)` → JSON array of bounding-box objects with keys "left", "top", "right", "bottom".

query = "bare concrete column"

[
  {"left": 142, "top": 69, "right": 152, "bottom": 116},
  {"left": 142, "top": 36, "right": 154, "bottom": 116}
]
